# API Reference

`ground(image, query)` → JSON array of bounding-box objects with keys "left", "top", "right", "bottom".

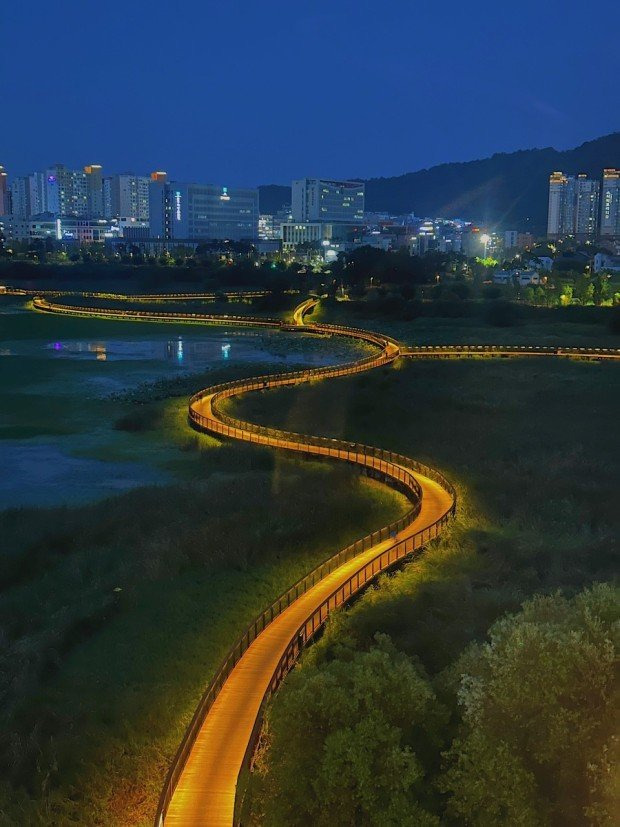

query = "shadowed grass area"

[
  {"left": 0, "top": 436, "right": 407, "bottom": 826},
  {"left": 314, "top": 300, "right": 619, "bottom": 348}
]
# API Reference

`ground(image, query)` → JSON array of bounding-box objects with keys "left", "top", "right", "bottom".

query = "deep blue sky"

[{"left": 2, "top": 0, "right": 619, "bottom": 186}]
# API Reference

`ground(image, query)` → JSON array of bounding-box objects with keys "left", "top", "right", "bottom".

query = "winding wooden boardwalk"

[{"left": 26, "top": 290, "right": 620, "bottom": 826}]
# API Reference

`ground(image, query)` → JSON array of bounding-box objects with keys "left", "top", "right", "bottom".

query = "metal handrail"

[
  {"left": 9, "top": 287, "right": 298, "bottom": 300},
  {"left": 403, "top": 344, "right": 620, "bottom": 360},
  {"left": 32, "top": 296, "right": 282, "bottom": 327}
]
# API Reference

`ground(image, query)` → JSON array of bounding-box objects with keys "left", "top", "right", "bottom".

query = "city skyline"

[{"left": 2, "top": 0, "right": 620, "bottom": 187}]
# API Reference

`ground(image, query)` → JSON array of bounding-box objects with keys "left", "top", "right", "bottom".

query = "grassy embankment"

[
  {"left": 315, "top": 299, "right": 619, "bottom": 348},
  {"left": 0, "top": 302, "right": 403, "bottom": 824},
  {"left": 225, "top": 354, "right": 619, "bottom": 824}
]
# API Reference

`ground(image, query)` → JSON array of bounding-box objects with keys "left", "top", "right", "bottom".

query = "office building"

[
  {"left": 104, "top": 174, "right": 150, "bottom": 222},
  {"left": 149, "top": 180, "right": 259, "bottom": 241},
  {"left": 292, "top": 178, "right": 364, "bottom": 223},
  {"left": 600, "top": 168, "right": 620, "bottom": 238}
]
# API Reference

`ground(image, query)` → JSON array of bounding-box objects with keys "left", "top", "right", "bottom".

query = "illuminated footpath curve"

[{"left": 30, "top": 294, "right": 620, "bottom": 826}]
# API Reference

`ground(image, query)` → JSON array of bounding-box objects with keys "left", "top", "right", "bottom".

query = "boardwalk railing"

[
  {"left": 11, "top": 287, "right": 296, "bottom": 300},
  {"left": 32, "top": 296, "right": 282, "bottom": 327},
  {"left": 403, "top": 344, "right": 620, "bottom": 360}
]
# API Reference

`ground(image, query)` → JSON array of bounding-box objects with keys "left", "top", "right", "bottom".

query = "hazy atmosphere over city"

[
  {"left": 1, "top": 2, "right": 619, "bottom": 827},
  {"left": 2, "top": 0, "right": 620, "bottom": 184}
]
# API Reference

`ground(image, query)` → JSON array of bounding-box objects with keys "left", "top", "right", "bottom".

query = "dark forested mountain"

[{"left": 258, "top": 133, "right": 620, "bottom": 232}]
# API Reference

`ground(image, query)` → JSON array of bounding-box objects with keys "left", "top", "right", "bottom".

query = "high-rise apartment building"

[
  {"left": 574, "top": 174, "right": 600, "bottom": 238},
  {"left": 103, "top": 174, "right": 150, "bottom": 221},
  {"left": 547, "top": 172, "right": 576, "bottom": 238},
  {"left": 10, "top": 176, "right": 30, "bottom": 218},
  {"left": 292, "top": 178, "right": 364, "bottom": 223},
  {"left": 149, "top": 180, "right": 258, "bottom": 241},
  {"left": 45, "top": 164, "right": 88, "bottom": 217},
  {"left": 29, "top": 172, "right": 47, "bottom": 215},
  {"left": 10, "top": 172, "right": 48, "bottom": 218},
  {"left": 600, "top": 168, "right": 620, "bottom": 238},
  {"left": 0, "top": 166, "right": 9, "bottom": 215},
  {"left": 84, "top": 165, "right": 104, "bottom": 217}
]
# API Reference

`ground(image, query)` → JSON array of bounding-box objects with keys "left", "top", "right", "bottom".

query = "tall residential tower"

[
  {"left": 547, "top": 172, "right": 600, "bottom": 239},
  {"left": 0, "top": 166, "right": 9, "bottom": 215},
  {"left": 600, "top": 168, "right": 620, "bottom": 238}
]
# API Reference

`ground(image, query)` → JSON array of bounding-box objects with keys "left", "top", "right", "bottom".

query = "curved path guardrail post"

[{"left": 22, "top": 292, "right": 620, "bottom": 826}]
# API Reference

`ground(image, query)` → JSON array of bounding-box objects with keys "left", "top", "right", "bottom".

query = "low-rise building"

[
  {"left": 281, "top": 221, "right": 362, "bottom": 251},
  {"left": 593, "top": 252, "right": 620, "bottom": 273},
  {"left": 2, "top": 213, "right": 119, "bottom": 243},
  {"left": 528, "top": 256, "right": 554, "bottom": 271},
  {"left": 493, "top": 269, "right": 541, "bottom": 286}
]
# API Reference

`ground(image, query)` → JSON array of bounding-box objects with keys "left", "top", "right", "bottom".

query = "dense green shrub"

[
  {"left": 442, "top": 585, "right": 619, "bottom": 826},
  {"left": 256, "top": 635, "right": 446, "bottom": 826},
  {"left": 483, "top": 298, "right": 520, "bottom": 326},
  {"left": 253, "top": 585, "right": 619, "bottom": 826}
]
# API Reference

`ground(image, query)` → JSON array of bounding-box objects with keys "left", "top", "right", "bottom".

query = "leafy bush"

[
  {"left": 255, "top": 635, "right": 446, "bottom": 826},
  {"left": 254, "top": 585, "right": 619, "bottom": 826},
  {"left": 442, "top": 585, "right": 619, "bottom": 826},
  {"left": 482, "top": 285, "right": 502, "bottom": 300},
  {"left": 609, "top": 304, "right": 620, "bottom": 334},
  {"left": 113, "top": 404, "right": 162, "bottom": 431},
  {"left": 483, "top": 298, "right": 519, "bottom": 326}
]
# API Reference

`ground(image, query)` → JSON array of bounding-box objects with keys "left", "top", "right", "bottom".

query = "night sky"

[{"left": 2, "top": 0, "right": 619, "bottom": 186}]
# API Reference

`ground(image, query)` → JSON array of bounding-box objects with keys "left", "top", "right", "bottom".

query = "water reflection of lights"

[
  {"left": 49, "top": 341, "right": 109, "bottom": 359},
  {"left": 221, "top": 343, "right": 231, "bottom": 359},
  {"left": 177, "top": 337, "right": 184, "bottom": 362},
  {"left": 90, "top": 343, "right": 107, "bottom": 361}
]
